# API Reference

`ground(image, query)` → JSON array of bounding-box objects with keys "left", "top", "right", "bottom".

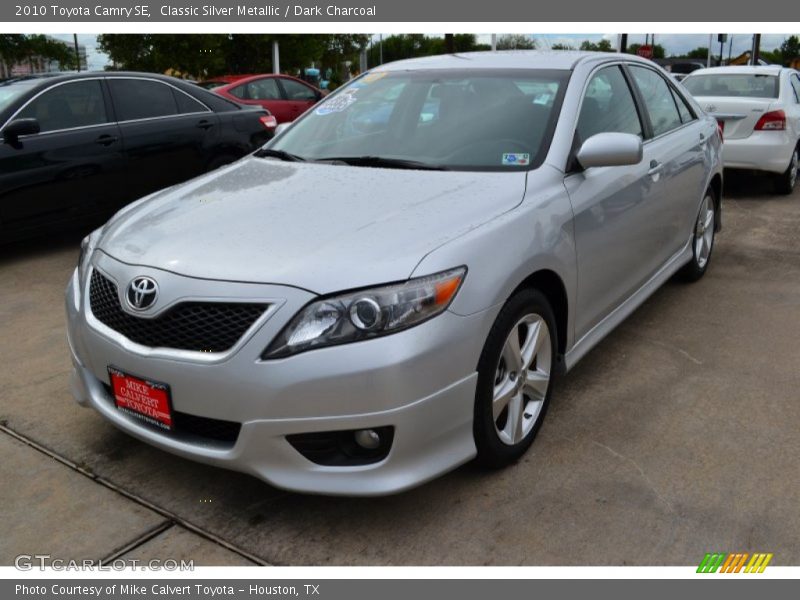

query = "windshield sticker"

[
  {"left": 315, "top": 90, "right": 358, "bottom": 115},
  {"left": 502, "top": 153, "right": 530, "bottom": 166}
]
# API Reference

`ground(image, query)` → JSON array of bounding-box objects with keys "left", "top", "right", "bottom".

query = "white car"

[{"left": 683, "top": 66, "right": 800, "bottom": 194}]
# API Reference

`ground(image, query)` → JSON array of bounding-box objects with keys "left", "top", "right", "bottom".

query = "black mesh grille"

[{"left": 89, "top": 270, "right": 267, "bottom": 353}]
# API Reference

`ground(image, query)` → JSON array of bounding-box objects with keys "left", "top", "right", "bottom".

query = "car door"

[
  {"left": 0, "top": 78, "right": 127, "bottom": 232},
  {"left": 564, "top": 64, "right": 672, "bottom": 337},
  {"left": 627, "top": 64, "right": 708, "bottom": 261},
  {"left": 229, "top": 77, "right": 290, "bottom": 122},
  {"left": 107, "top": 77, "right": 220, "bottom": 200},
  {"left": 277, "top": 77, "right": 320, "bottom": 122},
  {"left": 788, "top": 73, "right": 800, "bottom": 142}
]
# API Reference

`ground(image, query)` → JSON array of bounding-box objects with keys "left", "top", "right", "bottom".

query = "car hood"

[{"left": 100, "top": 157, "right": 527, "bottom": 293}]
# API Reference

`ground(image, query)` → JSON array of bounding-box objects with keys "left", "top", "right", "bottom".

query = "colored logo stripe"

[{"left": 697, "top": 552, "right": 773, "bottom": 573}]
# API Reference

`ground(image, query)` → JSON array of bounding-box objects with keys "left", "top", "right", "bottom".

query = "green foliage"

[
  {"left": 580, "top": 39, "right": 615, "bottom": 52},
  {"left": 0, "top": 34, "right": 77, "bottom": 71},
  {"left": 366, "top": 34, "right": 488, "bottom": 66},
  {"left": 496, "top": 34, "right": 537, "bottom": 50},
  {"left": 550, "top": 43, "right": 575, "bottom": 51},
  {"left": 684, "top": 47, "right": 710, "bottom": 59},
  {"left": 97, "top": 34, "right": 369, "bottom": 79},
  {"left": 779, "top": 35, "right": 800, "bottom": 64}
]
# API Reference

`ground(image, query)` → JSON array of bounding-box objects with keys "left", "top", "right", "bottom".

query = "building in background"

[{"left": 1, "top": 35, "right": 86, "bottom": 78}]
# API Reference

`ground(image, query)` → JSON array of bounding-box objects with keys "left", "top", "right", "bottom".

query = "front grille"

[
  {"left": 89, "top": 270, "right": 267, "bottom": 353},
  {"left": 102, "top": 383, "right": 241, "bottom": 445}
]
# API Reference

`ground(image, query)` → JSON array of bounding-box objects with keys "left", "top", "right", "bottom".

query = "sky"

[{"left": 49, "top": 33, "right": 796, "bottom": 72}]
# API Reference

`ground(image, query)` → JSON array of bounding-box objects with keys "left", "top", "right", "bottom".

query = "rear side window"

[
  {"left": 174, "top": 90, "right": 208, "bottom": 114},
  {"left": 682, "top": 74, "right": 780, "bottom": 99},
  {"left": 790, "top": 75, "right": 800, "bottom": 103},
  {"left": 629, "top": 66, "right": 683, "bottom": 137},
  {"left": 109, "top": 79, "right": 177, "bottom": 121},
  {"left": 671, "top": 87, "right": 695, "bottom": 123},
  {"left": 280, "top": 78, "right": 317, "bottom": 101},
  {"left": 577, "top": 66, "right": 642, "bottom": 141},
  {"left": 17, "top": 80, "right": 108, "bottom": 133}
]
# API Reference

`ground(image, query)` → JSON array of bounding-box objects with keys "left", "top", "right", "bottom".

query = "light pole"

[{"left": 73, "top": 34, "right": 80, "bottom": 72}]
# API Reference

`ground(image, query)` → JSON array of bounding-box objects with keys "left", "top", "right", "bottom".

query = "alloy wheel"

[{"left": 694, "top": 194, "right": 715, "bottom": 269}]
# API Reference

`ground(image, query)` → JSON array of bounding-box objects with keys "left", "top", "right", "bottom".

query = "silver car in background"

[{"left": 66, "top": 52, "right": 723, "bottom": 495}]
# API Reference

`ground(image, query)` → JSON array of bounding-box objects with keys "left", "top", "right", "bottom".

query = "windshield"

[
  {"left": 267, "top": 69, "right": 569, "bottom": 170},
  {"left": 683, "top": 74, "right": 779, "bottom": 98},
  {"left": 0, "top": 82, "right": 36, "bottom": 114}
]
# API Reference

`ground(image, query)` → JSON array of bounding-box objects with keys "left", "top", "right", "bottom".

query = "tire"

[
  {"left": 679, "top": 188, "right": 716, "bottom": 282},
  {"left": 773, "top": 147, "right": 798, "bottom": 195},
  {"left": 474, "top": 289, "right": 557, "bottom": 468}
]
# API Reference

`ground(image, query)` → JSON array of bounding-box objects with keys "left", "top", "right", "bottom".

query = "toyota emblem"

[{"left": 126, "top": 276, "right": 158, "bottom": 310}]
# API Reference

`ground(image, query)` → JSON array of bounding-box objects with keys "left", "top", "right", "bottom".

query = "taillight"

[
  {"left": 259, "top": 115, "right": 277, "bottom": 129},
  {"left": 754, "top": 110, "right": 786, "bottom": 131},
  {"left": 716, "top": 119, "right": 725, "bottom": 142}
]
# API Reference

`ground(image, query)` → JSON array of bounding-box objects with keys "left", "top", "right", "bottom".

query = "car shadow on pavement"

[
  {"left": 722, "top": 169, "right": 780, "bottom": 199},
  {"left": 1, "top": 228, "right": 88, "bottom": 267}
]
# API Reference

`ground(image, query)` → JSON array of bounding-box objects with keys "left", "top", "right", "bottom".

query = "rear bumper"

[{"left": 722, "top": 131, "right": 796, "bottom": 174}]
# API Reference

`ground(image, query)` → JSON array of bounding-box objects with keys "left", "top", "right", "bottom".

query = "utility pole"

[
  {"left": 752, "top": 34, "right": 761, "bottom": 65},
  {"left": 271, "top": 40, "right": 280, "bottom": 74},
  {"left": 619, "top": 33, "right": 628, "bottom": 53},
  {"left": 707, "top": 34, "right": 713, "bottom": 67},
  {"left": 491, "top": 34, "right": 497, "bottom": 51},
  {"left": 73, "top": 34, "right": 80, "bottom": 72}
]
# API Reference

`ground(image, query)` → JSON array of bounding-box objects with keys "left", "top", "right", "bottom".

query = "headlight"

[
  {"left": 77, "top": 228, "right": 101, "bottom": 282},
  {"left": 262, "top": 267, "right": 466, "bottom": 359}
]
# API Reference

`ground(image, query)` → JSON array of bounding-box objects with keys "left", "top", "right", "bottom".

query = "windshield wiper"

[
  {"left": 255, "top": 148, "right": 306, "bottom": 162},
  {"left": 313, "top": 156, "right": 449, "bottom": 170}
]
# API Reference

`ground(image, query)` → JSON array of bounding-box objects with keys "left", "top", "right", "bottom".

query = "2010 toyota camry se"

[{"left": 66, "top": 51, "right": 723, "bottom": 495}]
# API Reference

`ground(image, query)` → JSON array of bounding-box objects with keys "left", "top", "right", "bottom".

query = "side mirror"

[
  {"left": 576, "top": 132, "right": 643, "bottom": 169},
  {"left": 274, "top": 122, "right": 292, "bottom": 136},
  {"left": 3, "top": 118, "right": 40, "bottom": 143}
]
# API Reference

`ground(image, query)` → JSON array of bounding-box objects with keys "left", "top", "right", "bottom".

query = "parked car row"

[
  {"left": 65, "top": 51, "right": 726, "bottom": 495},
  {"left": 0, "top": 72, "right": 276, "bottom": 241}
]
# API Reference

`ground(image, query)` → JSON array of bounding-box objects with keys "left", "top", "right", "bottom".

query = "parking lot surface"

[{"left": 1, "top": 173, "right": 798, "bottom": 566}]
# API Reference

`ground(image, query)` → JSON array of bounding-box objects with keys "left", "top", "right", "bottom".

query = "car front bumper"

[
  {"left": 65, "top": 255, "right": 496, "bottom": 495},
  {"left": 722, "top": 130, "right": 796, "bottom": 174}
]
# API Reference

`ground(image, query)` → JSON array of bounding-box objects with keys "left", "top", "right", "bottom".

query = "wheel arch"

[{"left": 512, "top": 269, "right": 569, "bottom": 367}]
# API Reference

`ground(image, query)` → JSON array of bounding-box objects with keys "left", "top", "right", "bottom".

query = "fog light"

[{"left": 354, "top": 428, "right": 381, "bottom": 449}]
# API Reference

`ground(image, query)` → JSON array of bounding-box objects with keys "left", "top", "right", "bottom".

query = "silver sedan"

[{"left": 66, "top": 51, "right": 723, "bottom": 495}]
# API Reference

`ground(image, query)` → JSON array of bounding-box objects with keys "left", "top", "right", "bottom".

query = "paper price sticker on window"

[
  {"left": 316, "top": 90, "right": 359, "bottom": 115},
  {"left": 502, "top": 153, "right": 530, "bottom": 166}
]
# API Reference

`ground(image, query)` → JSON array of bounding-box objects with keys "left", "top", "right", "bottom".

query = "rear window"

[{"left": 683, "top": 74, "right": 779, "bottom": 99}]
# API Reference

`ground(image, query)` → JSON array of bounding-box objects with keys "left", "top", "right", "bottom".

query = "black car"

[{"left": 0, "top": 72, "right": 275, "bottom": 242}]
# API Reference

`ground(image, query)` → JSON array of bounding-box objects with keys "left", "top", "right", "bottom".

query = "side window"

[
  {"left": 281, "top": 78, "right": 317, "bottom": 101},
  {"left": 671, "top": 86, "right": 695, "bottom": 123},
  {"left": 629, "top": 66, "right": 683, "bottom": 136},
  {"left": 17, "top": 80, "right": 108, "bottom": 133},
  {"left": 108, "top": 79, "right": 178, "bottom": 121},
  {"left": 229, "top": 85, "right": 247, "bottom": 100},
  {"left": 790, "top": 75, "right": 800, "bottom": 103},
  {"left": 577, "top": 66, "right": 642, "bottom": 142},
  {"left": 245, "top": 78, "right": 282, "bottom": 101},
  {"left": 173, "top": 90, "right": 208, "bottom": 114}
]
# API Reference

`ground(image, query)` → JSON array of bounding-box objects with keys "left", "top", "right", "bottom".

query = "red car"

[{"left": 199, "top": 74, "right": 323, "bottom": 124}]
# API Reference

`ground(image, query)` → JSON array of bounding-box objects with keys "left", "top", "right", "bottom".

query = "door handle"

[
  {"left": 196, "top": 120, "right": 214, "bottom": 130},
  {"left": 94, "top": 134, "right": 118, "bottom": 146},
  {"left": 648, "top": 160, "right": 663, "bottom": 176}
]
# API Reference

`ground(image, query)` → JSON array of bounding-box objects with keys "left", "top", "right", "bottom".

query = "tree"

[
  {"left": 496, "top": 34, "right": 536, "bottom": 50},
  {"left": 685, "top": 47, "right": 710, "bottom": 59},
  {"left": 550, "top": 43, "right": 575, "bottom": 50},
  {"left": 366, "top": 34, "right": 487, "bottom": 66},
  {"left": 779, "top": 35, "right": 800, "bottom": 64},
  {"left": 580, "top": 39, "right": 614, "bottom": 52},
  {"left": 0, "top": 34, "right": 77, "bottom": 76}
]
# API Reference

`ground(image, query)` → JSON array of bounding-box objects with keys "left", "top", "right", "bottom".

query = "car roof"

[
  {"left": 686, "top": 65, "right": 785, "bottom": 76},
  {"left": 374, "top": 50, "right": 657, "bottom": 72},
  {"left": 0, "top": 70, "right": 199, "bottom": 91}
]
